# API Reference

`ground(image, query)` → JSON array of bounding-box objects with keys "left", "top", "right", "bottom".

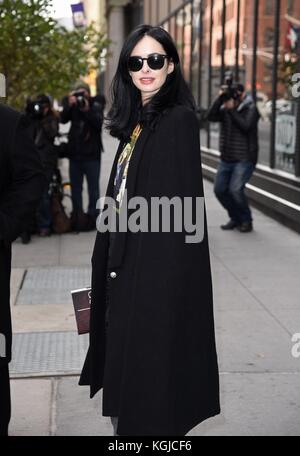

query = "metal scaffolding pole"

[
  {"left": 235, "top": 0, "right": 241, "bottom": 81},
  {"left": 270, "top": 0, "right": 281, "bottom": 170}
]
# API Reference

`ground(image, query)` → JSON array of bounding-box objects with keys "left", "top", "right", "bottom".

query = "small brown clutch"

[{"left": 71, "top": 287, "right": 91, "bottom": 335}]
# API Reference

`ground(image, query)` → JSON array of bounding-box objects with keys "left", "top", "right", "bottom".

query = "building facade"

[
  {"left": 83, "top": 0, "right": 107, "bottom": 30},
  {"left": 81, "top": 0, "right": 107, "bottom": 94},
  {"left": 143, "top": 0, "right": 300, "bottom": 232},
  {"left": 104, "top": 0, "right": 144, "bottom": 98}
]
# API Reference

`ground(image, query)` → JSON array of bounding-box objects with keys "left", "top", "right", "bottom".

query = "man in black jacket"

[
  {"left": 206, "top": 84, "right": 260, "bottom": 232},
  {"left": 0, "top": 103, "right": 45, "bottom": 436},
  {"left": 60, "top": 83, "right": 105, "bottom": 231}
]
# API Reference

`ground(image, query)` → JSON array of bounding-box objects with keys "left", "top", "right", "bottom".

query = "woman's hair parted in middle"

[{"left": 106, "top": 24, "right": 196, "bottom": 141}]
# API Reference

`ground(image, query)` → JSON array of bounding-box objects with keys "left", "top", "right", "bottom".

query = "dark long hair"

[{"left": 106, "top": 24, "right": 196, "bottom": 141}]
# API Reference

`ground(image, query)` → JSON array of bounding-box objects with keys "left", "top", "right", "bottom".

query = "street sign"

[
  {"left": 0, "top": 333, "right": 6, "bottom": 358},
  {"left": 275, "top": 113, "right": 296, "bottom": 154},
  {"left": 0, "top": 73, "right": 5, "bottom": 97},
  {"left": 71, "top": 2, "right": 86, "bottom": 28}
]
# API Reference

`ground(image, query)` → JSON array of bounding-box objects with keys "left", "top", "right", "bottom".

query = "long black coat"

[
  {"left": 79, "top": 105, "right": 220, "bottom": 436},
  {"left": 0, "top": 104, "right": 45, "bottom": 368}
]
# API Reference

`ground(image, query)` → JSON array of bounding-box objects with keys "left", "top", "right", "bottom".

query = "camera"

[
  {"left": 26, "top": 100, "right": 45, "bottom": 119},
  {"left": 220, "top": 71, "right": 242, "bottom": 102},
  {"left": 73, "top": 90, "right": 88, "bottom": 109},
  {"left": 26, "top": 95, "right": 51, "bottom": 119}
]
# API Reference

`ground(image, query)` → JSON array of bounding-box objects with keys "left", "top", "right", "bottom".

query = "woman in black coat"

[{"left": 79, "top": 25, "right": 220, "bottom": 436}]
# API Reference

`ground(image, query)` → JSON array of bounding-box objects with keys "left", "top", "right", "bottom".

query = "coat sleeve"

[
  {"left": 82, "top": 100, "right": 104, "bottom": 133},
  {"left": 41, "top": 114, "right": 59, "bottom": 141},
  {"left": 206, "top": 96, "right": 224, "bottom": 123},
  {"left": 228, "top": 105, "right": 260, "bottom": 132},
  {"left": 59, "top": 97, "right": 72, "bottom": 124},
  {"left": 0, "top": 117, "right": 46, "bottom": 242}
]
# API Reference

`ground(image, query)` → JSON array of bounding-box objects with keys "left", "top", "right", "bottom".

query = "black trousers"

[{"left": 0, "top": 365, "right": 11, "bottom": 436}]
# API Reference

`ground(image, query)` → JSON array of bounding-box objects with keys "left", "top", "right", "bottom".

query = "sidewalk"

[{"left": 9, "top": 132, "right": 300, "bottom": 436}]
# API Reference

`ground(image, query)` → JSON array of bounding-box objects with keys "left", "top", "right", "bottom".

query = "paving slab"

[
  {"left": 11, "top": 372, "right": 300, "bottom": 436},
  {"left": 12, "top": 235, "right": 61, "bottom": 268},
  {"left": 190, "top": 373, "right": 300, "bottom": 436},
  {"left": 214, "top": 309, "right": 300, "bottom": 373},
  {"left": 248, "top": 288, "right": 300, "bottom": 310},
  {"left": 10, "top": 378, "right": 52, "bottom": 436},
  {"left": 55, "top": 377, "right": 112, "bottom": 436},
  {"left": 268, "top": 309, "right": 300, "bottom": 336},
  {"left": 11, "top": 304, "right": 76, "bottom": 333},
  {"left": 210, "top": 260, "right": 262, "bottom": 311},
  {"left": 59, "top": 232, "right": 95, "bottom": 266},
  {"left": 10, "top": 332, "right": 88, "bottom": 378},
  {"left": 16, "top": 267, "right": 91, "bottom": 306},
  {"left": 10, "top": 268, "right": 25, "bottom": 306}
]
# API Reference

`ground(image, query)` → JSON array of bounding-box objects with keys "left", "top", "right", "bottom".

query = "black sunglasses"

[{"left": 128, "top": 53, "right": 169, "bottom": 72}]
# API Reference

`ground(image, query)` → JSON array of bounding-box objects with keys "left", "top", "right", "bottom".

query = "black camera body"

[
  {"left": 220, "top": 71, "right": 241, "bottom": 102},
  {"left": 73, "top": 91, "right": 88, "bottom": 110},
  {"left": 26, "top": 100, "right": 46, "bottom": 119}
]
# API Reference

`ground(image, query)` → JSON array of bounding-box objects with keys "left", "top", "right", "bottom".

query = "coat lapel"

[{"left": 108, "top": 128, "right": 152, "bottom": 269}]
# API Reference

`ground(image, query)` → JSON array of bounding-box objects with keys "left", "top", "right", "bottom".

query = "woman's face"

[{"left": 129, "top": 35, "right": 175, "bottom": 104}]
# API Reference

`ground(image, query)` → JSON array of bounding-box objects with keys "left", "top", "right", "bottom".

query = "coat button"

[{"left": 110, "top": 271, "right": 117, "bottom": 279}]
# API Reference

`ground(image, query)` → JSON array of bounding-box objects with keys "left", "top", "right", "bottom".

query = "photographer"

[
  {"left": 25, "top": 94, "right": 59, "bottom": 238},
  {"left": 206, "top": 75, "right": 260, "bottom": 233},
  {"left": 60, "top": 82, "right": 105, "bottom": 232}
]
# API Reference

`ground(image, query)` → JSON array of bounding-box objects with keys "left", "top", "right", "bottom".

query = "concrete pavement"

[{"left": 8, "top": 132, "right": 300, "bottom": 436}]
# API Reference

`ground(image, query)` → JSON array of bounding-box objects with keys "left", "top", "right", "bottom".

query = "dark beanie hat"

[{"left": 236, "top": 83, "right": 245, "bottom": 93}]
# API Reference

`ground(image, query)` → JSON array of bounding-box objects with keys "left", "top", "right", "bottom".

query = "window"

[
  {"left": 263, "top": 62, "right": 273, "bottom": 82},
  {"left": 265, "top": 27, "right": 274, "bottom": 47},
  {"left": 265, "top": 0, "right": 274, "bottom": 15},
  {"left": 226, "top": 1, "right": 235, "bottom": 20},
  {"left": 287, "top": 0, "right": 294, "bottom": 15},
  {"left": 216, "top": 38, "right": 223, "bottom": 56}
]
